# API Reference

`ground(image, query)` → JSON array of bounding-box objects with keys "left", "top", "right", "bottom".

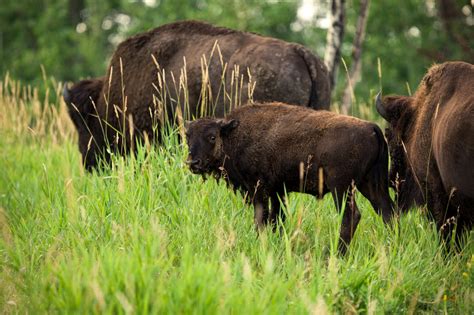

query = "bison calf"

[{"left": 185, "top": 103, "right": 394, "bottom": 254}]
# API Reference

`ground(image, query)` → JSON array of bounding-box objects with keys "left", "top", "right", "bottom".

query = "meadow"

[{"left": 0, "top": 77, "right": 473, "bottom": 314}]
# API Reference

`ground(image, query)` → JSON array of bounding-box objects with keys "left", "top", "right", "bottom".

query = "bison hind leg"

[{"left": 332, "top": 188, "right": 361, "bottom": 255}]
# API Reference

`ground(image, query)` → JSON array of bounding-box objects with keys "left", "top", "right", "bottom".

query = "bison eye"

[{"left": 209, "top": 135, "right": 216, "bottom": 142}]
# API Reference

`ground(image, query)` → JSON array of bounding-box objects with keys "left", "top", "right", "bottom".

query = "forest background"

[{"left": 1, "top": 0, "right": 472, "bottom": 101}]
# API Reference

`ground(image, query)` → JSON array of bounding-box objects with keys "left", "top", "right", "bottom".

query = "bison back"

[
  {"left": 100, "top": 20, "right": 328, "bottom": 132},
  {"left": 225, "top": 104, "right": 383, "bottom": 193}
]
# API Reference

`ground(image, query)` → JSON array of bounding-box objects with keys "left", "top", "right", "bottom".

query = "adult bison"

[
  {"left": 63, "top": 20, "right": 330, "bottom": 170},
  {"left": 185, "top": 103, "right": 394, "bottom": 254},
  {"left": 376, "top": 61, "right": 474, "bottom": 243}
]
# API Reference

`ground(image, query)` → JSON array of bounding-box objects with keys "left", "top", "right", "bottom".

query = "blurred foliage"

[{"left": 0, "top": 0, "right": 472, "bottom": 100}]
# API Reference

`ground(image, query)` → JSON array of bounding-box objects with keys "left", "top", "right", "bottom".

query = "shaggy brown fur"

[
  {"left": 63, "top": 20, "right": 330, "bottom": 170},
  {"left": 63, "top": 77, "right": 105, "bottom": 169},
  {"left": 185, "top": 103, "right": 394, "bottom": 254},
  {"left": 376, "top": 61, "right": 474, "bottom": 242}
]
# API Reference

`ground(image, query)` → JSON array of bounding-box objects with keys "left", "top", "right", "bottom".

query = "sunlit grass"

[{"left": 0, "top": 78, "right": 472, "bottom": 314}]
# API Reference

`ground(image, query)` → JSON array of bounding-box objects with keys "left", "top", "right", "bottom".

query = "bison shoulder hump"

[
  {"left": 117, "top": 32, "right": 152, "bottom": 51},
  {"left": 151, "top": 20, "right": 240, "bottom": 37}
]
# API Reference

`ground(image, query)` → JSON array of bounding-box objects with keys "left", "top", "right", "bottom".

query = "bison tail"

[
  {"left": 373, "top": 125, "right": 396, "bottom": 213},
  {"left": 293, "top": 45, "right": 331, "bottom": 110},
  {"left": 360, "top": 125, "right": 396, "bottom": 222},
  {"left": 373, "top": 125, "right": 390, "bottom": 189}
]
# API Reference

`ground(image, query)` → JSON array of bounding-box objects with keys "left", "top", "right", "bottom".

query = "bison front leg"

[
  {"left": 253, "top": 196, "right": 269, "bottom": 231},
  {"left": 332, "top": 189, "right": 361, "bottom": 255},
  {"left": 269, "top": 194, "right": 286, "bottom": 231},
  {"left": 428, "top": 188, "right": 457, "bottom": 248}
]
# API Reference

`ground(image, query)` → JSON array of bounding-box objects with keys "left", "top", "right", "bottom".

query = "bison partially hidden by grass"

[
  {"left": 376, "top": 61, "right": 474, "bottom": 244},
  {"left": 185, "top": 103, "right": 395, "bottom": 254},
  {"left": 63, "top": 20, "right": 330, "bottom": 170}
]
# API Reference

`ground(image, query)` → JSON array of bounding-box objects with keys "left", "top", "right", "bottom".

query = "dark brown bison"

[
  {"left": 185, "top": 103, "right": 394, "bottom": 254},
  {"left": 376, "top": 61, "right": 474, "bottom": 243},
  {"left": 63, "top": 20, "right": 330, "bottom": 170}
]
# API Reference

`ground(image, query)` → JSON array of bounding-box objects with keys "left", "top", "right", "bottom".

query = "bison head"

[
  {"left": 376, "top": 92, "right": 423, "bottom": 211},
  {"left": 63, "top": 78, "right": 105, "bottom": 170},
  {"left": 185, "top": 118, "right": 239, "bottom": 175}
]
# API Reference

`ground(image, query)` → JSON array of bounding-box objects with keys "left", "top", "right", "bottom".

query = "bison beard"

[
  {"left": 376, "top": 61, "right": 474, "bottom": 247},
  {"left": 185, "top": 103, "right": 395, "bottom": 255},
  {"left": 63, "top": 20, "right": 330, "bottom": 170}
]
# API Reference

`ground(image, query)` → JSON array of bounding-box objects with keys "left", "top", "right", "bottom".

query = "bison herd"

[{"left": 63, "top": 20, "right": 473, "bottom": 253}]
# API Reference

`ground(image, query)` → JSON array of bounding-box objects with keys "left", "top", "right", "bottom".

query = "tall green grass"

[{"left": 0, "top": 77, "right": 472, "bottom": 314}]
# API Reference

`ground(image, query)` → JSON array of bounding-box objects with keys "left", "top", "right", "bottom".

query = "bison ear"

[
  {"left": 184, "top": 120, "right": 192, "bottom": 131},
  {"left": 219, "top": 119, "right": 239, "bottom": 136}
]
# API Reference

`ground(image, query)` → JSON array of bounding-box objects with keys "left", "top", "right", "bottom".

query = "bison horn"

[
  {"left": 375, "top": 91, "right": 388, "bottom": 120},
  {"left": 62, "top": 84, "right": 71, "bottom": 104}
]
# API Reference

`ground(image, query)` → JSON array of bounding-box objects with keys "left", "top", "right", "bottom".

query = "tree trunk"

[
  {"left": 68, "top": 0, "right": 85, "bottom": 26},
  {"left": 324, "top": 0, "right": 346, "bottom": 92},
  {"left": 436, "top": 0, "right": 474, "bottom": 62},
  {"left": 341, "top": 0, "right": 370, "bottom": 115}
]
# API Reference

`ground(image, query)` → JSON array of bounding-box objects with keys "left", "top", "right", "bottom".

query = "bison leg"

[
  {"left": 332, "top": 189, "right": 361, "bottom": 255},
  {"left": 428, "top": 188, "right": 458, "bottom": 248},
  {"left": 453, "top": 214, "right": 473, "bottom": 250},
  {"left": 270, "top": 194, "right": 286, "bottom": 232},
  {"left": 253, "top": 196, "right": 269, "bottom": 231}
]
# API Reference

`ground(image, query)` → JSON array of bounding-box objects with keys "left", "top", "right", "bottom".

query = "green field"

[{"left": 0, "top": 81, "right": 473, "bottom": 314}]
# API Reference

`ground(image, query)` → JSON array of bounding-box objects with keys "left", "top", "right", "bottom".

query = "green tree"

[{"left": 0, "top": 0, "right": 471, "bottom": 101}]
